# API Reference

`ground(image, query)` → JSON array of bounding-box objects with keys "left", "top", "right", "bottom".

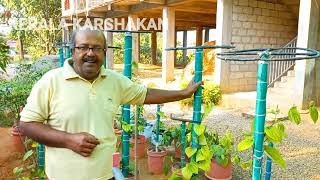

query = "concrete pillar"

[
  {"left": 205, "top": 27, "right": 210, "bottom": 42},
  {"left": 151, "top": 31, "right": 157, "bottom": 65},
  {"left": 183, "top": 30, "right": 188, "bottom": 65},
  {"left": 295, "top": 0, "right": 320, "bottom": 108},
  {"left": 128, "top": 14, "right": 140, "bottom": 63},
  {"left": 106, "top": 31, "right": 114, "bottom": 69},
  {"left": 196, "top": 27, "right": 203, "bottom": 46},
  {"left": 214, "top": 0, "right": 233, "bottom": 92},
  {"left": 162, "top": 7, "right": 175, "bottom": 82}
]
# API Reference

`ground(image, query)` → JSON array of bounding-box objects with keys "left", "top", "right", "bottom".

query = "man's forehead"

[{"left": 75, "top": 30, "right": 104, "bottom": 44}]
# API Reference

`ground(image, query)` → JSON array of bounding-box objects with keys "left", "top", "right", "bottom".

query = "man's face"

[{"left": 72, "top": 30, "right": 105, "bottom": 81}]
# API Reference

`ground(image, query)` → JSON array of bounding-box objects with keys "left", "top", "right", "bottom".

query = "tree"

[
  {"left": 0, "top": 34, "right": 9, "bottom": 71},
  {"left": 3, "top": 0, "right": 62, "bottom": 59}
]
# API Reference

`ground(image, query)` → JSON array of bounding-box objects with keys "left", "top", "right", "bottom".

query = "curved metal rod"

[
  {"left": 217, "top": 47, "right": 320, "bottom": 62},
  {"left": 166, "top": 45, "right": 235, "bottom": 51},
  {"left": 170, "top": 114, "right": 200, "bottom": 124}
]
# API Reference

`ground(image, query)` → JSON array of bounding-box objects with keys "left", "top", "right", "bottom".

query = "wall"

[{"left": 225, "top": 0, "right": 298, "bottom": 92}]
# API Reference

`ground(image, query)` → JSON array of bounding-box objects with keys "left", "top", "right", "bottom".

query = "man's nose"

[{"left": 86, "top": 49, "right": 96, "bottom": 56}]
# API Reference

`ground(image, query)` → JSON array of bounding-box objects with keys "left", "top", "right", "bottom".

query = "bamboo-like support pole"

[
  {"left": 66, "top": 45, "right": 71, "bottom": 59},
  {"left": 265, "top": 142, "right": 273, "bottom": 180},
  {"left": 59, "top": 47, "right": 64, "bottom": 67},
  {"left": 252, "top": 51, "right": 269, "bottom": 180},
  {"left": 155, "top": 104, "right": 160, "bottom": 143},
  {"left": 121, "top": 32, "right": 132, "bottom": 177},
  {"left": 191, "top": 48, "right": 203, "bottom": 159},
  {"left": 38, "top": 144, "right": 44, "bottom": 180},
  {"left": 181, "top": 122, "right": 186, "bottom": 168}
]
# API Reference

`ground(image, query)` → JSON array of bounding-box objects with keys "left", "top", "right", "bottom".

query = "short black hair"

[{"left": 70, "top": 28, "right": 106, "bottom": 49}]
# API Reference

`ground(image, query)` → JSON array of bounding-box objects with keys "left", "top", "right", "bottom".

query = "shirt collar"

[{"left": 63, "top": 58, "right": 107, "bottom": 80}]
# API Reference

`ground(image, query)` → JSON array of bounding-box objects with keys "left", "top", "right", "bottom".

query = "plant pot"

[
  {"left": 130, "top": 135, "right": 146, "bottom": 158},
  {"left": 175, "top": 145, "right": 181, "bottom": 159},
  {"left": 147, "top": 149, "right": 167, "bottom": 174},
  {"left": 205, "top": 159, "right": 232, "bottom": 180},
  {"left": 112, "top": 152, "right": 121, "bottom": 168},
  {"left": 11, "top": 126, "right": 25, "bottom": 153}
]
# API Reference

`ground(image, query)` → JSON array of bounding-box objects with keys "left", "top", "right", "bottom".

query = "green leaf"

[
  {"left": 182, "top": 162, "right": 199, "bottom": 180},
  {"left": 185, "top": 147, "right": 197, "bottom": 158},
  {"left": 23, "top": 150, "right": 33, "bottom": 161},
  {"left": 237, "top": 136, "right": 253, "bottom": 151},
  {"left": 200, "top": 146, "right": 212, "bottom": 159},
  {"left": 13, "top": 167, "right": 24, "bottom": 176},
  {"left": 196, "top": 150, "right": 205, "bottom": 162},
  {"left": 231, "top": 154, "right": 241, "bottom": 165},
  {"left": 288, "top": 106, "right": 301, "bottom": 125},
  {"left": 163, "top": 163, "right": 170, "bottom": 175},
  {"left": 197, "top": 160, "right": 211, "bottom": 172},
  {"left": 240, "top": 160, "right": 252, "bottom": 170},
  {"left": 182, "top": 167, "right": 192, "bottom": 180},
  {"left": 157, "top": 111, "right": 166, "bottom": 118},
  {"left": 265, "top": 126, "right": 282, "bottom": 143},
  {"left": 138, "top": 125, "right": 144, "bottom": 132},
  {"left": 264, "top": 145, "right": 286, "bottom": 169},
  {"left": 309, "top": 102, "right": 318, "bottom": 124},
  {"left": 198, "top": 134, "right": 207, "bottom": 145},
  {"left": 187, "top": 132, "right": 192, "bottom": 143},
  {"left": 194, "top": 124, "right": 205, "bottom": 136}
]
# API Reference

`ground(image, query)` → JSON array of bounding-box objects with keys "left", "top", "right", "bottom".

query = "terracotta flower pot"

[
  {"left": 147, "top": 149, "right": 167, "bottom": 174},
  {"left": 130, "top": 135, "right": 146, "bottom": 158},
  {"left": 112, "top": 152, "right": 121, "bottom": 168},
  {"left": 205, "top": 159, "right": 232, "bottom": 180},
  {"left": 11, "top": 126, "right": 25, "bottom": 153}
]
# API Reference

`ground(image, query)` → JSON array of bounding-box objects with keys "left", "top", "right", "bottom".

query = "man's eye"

[{"left": 79, "top": 47, "right": 88, "bottom": 50}]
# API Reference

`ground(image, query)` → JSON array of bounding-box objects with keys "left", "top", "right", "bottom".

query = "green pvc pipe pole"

[
  {"left": 191, "top": 48, "right": 203, "bottom": 158},
  {"left": 265, "top": 142, "right": 273, "bottom": 180},
  {"left": 252, "top": 51, "right": 269, "bottom": 180},
  {"left": 38, "top": 144, "right": 44, "bottom": 179},
  {"left": 156, "top": 104, "right": 160, "bottom": 142},
  {"left": 59, "top": 47, "right": 64, "bottom": 67},
  {"left": 181, "top": 122, "right": 186, "bottom": 168},
  {"left": 66, "top": 45, "right": 71, "bottom": 59},
  {"left": 121, "top": 32, "right": 132, "bottom": 177}
]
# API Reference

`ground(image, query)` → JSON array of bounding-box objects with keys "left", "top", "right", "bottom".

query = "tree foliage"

[
  {"left": 3, "top": 0, "right": 62, "bottom": 59},
  {"left": 0, "top": 34, "right": 9, "bottom": 71}
]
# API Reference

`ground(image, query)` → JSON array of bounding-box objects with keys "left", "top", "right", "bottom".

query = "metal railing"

[{"left": 267, "top": 37, "right": 297, "bottom": 87}]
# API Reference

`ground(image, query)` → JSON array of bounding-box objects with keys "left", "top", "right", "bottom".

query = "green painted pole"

[
  {"left": 104, "top": 55, "right": 107, "bottom": 69},
  {"left": 38, "top": 144, "right": 44, "bottom": 179},
  {"left": 156, "top": 104, "right": 160, "bottom": 142},
  {"left": 265, "top": 142, "right": 273, "bottom": 180},
  {"left": 191, "top": 48, "right": 203, "bottom": 157},
  {"left": 66, "top": 45, "right": 71, "bottom": 59},
  {"left": 59, "top": 47, "right": 64, "bottom": 67},
  {"left": 181, "top": 122, "right": 186, "bottom": 168},
  {"left": 121, "top": 32, "right": 132, "bottom": 177},
  {"left": 252, "top": 51, "right": 269, "bottom": 180}
]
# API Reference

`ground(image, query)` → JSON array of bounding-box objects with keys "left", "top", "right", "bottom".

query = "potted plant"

[
  {"left": 205, "top": 131, "right": 235, "bottom": 180},
  {"left": 13, "top": 138, "right": 46, "bottom": 179},
  {"left": 121, "top": 106, "right": 147, "bottom": 159},
  {"left": 236, "top": 102, "right": 319, "bottom": 173},
  {"left": 147, "top": 122, "right": 174, "bottom": 175}
]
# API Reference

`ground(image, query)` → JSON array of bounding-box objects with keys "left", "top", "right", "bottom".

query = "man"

[{"left": 20, "top": 29, "right": 202, "bottom": 180}]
